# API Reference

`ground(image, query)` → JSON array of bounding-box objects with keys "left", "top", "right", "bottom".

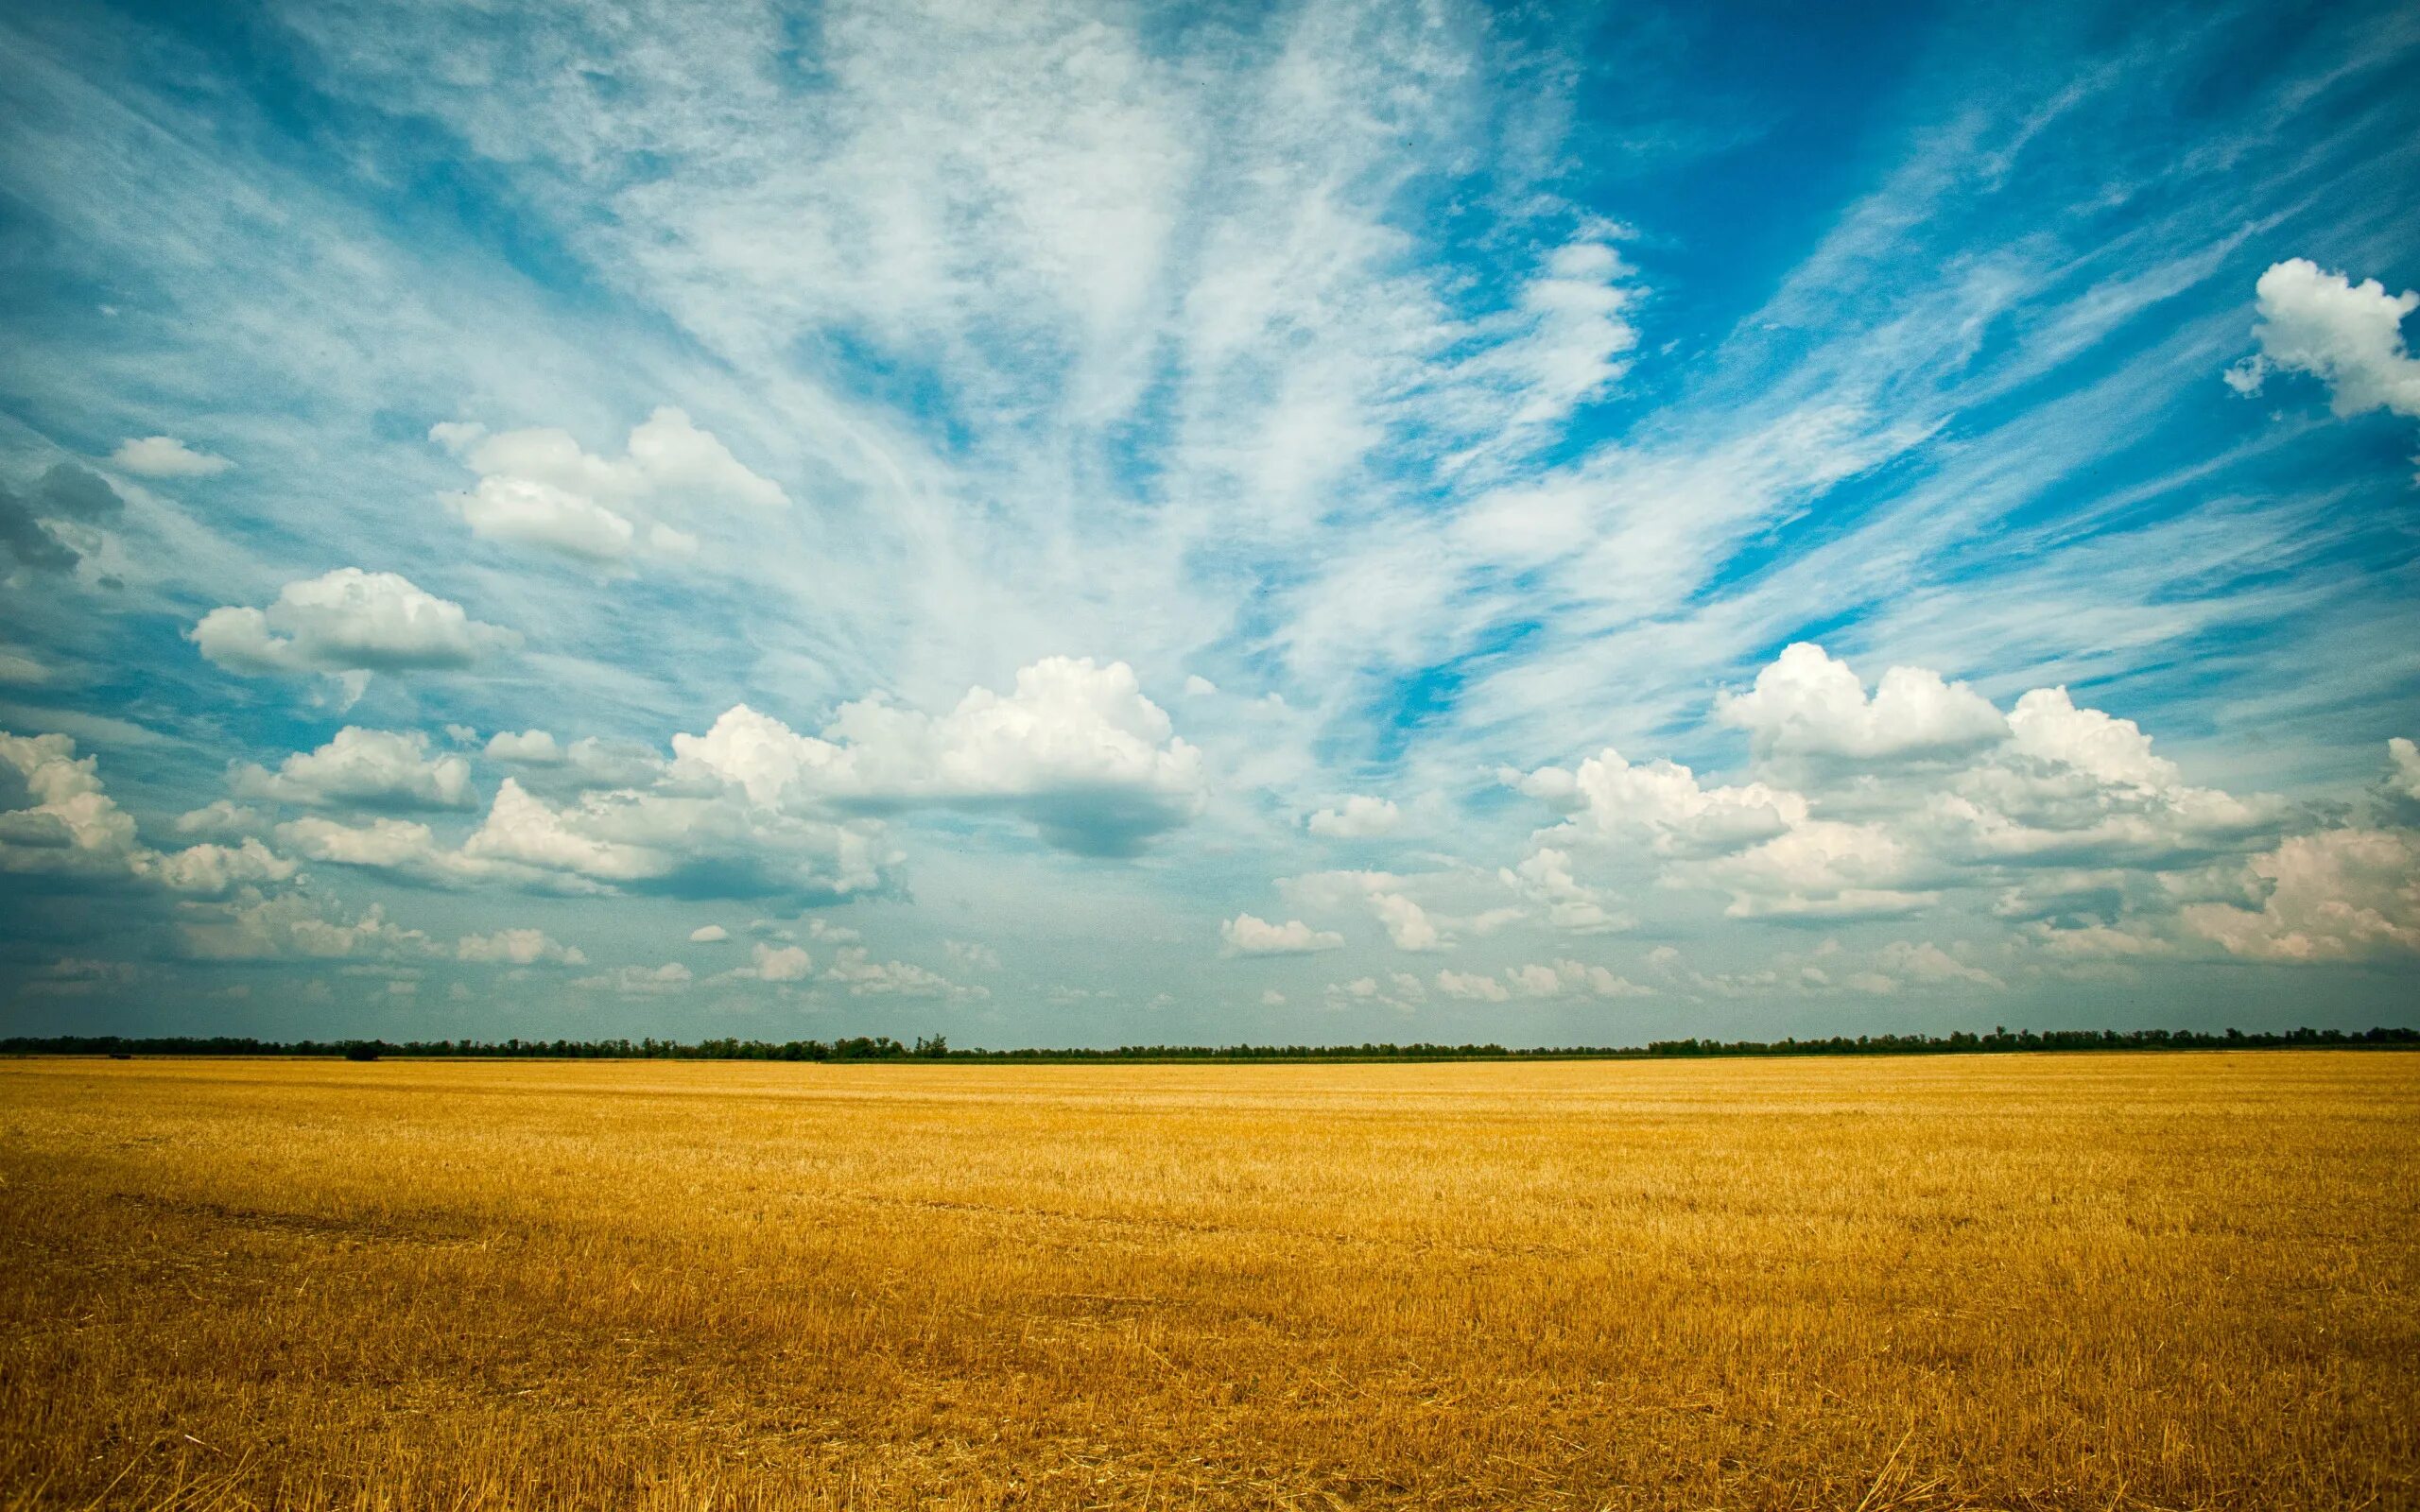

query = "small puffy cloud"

[
  {"left": 174, "top": 799, "right": 265, "bottom": 839},
  {"left": 486, "top": 730, "right": 563, "bottom": 764},
  {"left": 0, "top": 730, "right": 139, "bottom": 873},
  {"left": 671, "top": 657, "right": 1204, "bottom": 855},
  {"left": 1439, "top": 960, "right": 1649, "bottom": 1002},
  {"left": 1220, "top": 913, "right": 1344, "bottom": 955},
  {"left": 821, "top": 946, "right": 985, "bottom": 999},
  {"left": 714, "top": 940, "right": 813, "bottom": 983},
  {"left": 191, "top": 569, "right": 518, "bottom": 676},
  {"left": 233, "top": 727, "right": 476, "bottom": 811},
  {"left": 1717, "top": 643, "right": 2006, "bottom": 763},
  {"left": 688, "top": 923, "right": 731, "bottom": 943},
  {"left": 1184, "top": 675, "right": 1219, "bottom": 697},
  {"left": 571, "top": 962, "right": 694, "bottom": 995},
  {"left": 180, "top": 894, "right": 432, "bottom": 963},
  {"left": 1280, "top": 869, "right": 1452, "bottom": 952},
  {"left": 2228, "top": 259, "right": 2420, "bottom": 421},
  {"left": 1433, "top": 968, "right": 1510, "bottom": 1002},
  {"left": 1306, "top": 794, "right": 1402, "bottom": 838},
  {"left": 1369, "top": 889, "right": 1442, "bottom": 952},
  {"left": 1322, "top": 973, "right": 1428, "bottom": 1013},
  {"left": 1259, "top": 988, "right": 1286, "bottom": 1005},
  {"left": 2387, "top": 738, "right": 2420, "bottom": 805},
  {"left": 2183, "top": 829, "right": 2420, "bottom": 963},
  {"left": 109, "top": 436, "right": 233, "bottom": 477},
  {"left": 463, "top": 777, "right": 890, "bottom": 899},
  {"left": 457, "top": 928, "right": 587, "bottom": 966},
  {"left": 433, "top": 407, "right": 785, "bottom": 564},
  {"left": 275, "top": 814, "right": 495, "bottom": 888},
  {"left": 0, "top": 730, "right": 302, "bottom": 898},
  {"left": 1498, "top": 847, "right": 1627, "bottom": 934},
  {"left": 1507, "top": 749, "right": 1803, "bottom": 857},
  {"left": 147, "top": 838, "right": 298, "bottom": 897},
  {"left": 1509, "top": 644, "right": 2286, "bottom": 923},
  {"left": 484, "top": 730, "right": 664, "bottom": 789},
  {"left": 944, "top": 938, "right": 1001, "bottom": 971}
]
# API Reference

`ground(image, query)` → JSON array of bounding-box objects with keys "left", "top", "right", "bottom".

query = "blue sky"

[{"left": 2, "top": 0, "right": 2416, "bottom": 1045}]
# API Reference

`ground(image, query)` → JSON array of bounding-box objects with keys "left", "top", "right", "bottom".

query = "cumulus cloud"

[
  {"left": 943, "top": 938, "right": 1001, "bottom": 971},
  {"left": 483, "top": 729, "right": 664, "bottom": 789},
  {"left": 821, "top": 946, "right": 985, "bottom": 999},
  {"left": 1279, "top": 869, "right": 1452, "bottom": 952},
  {"left": 713, "top": 940, "right": 813, "bottom": 983},
  {"left": 571, "top": 962, "right": 694, "bottom": 995},
  {"left": 1437, "top": 959, "right": 1650, "bottom": 1002},
  {"left": 180, "top": 894, "right": 432, "bottom": 962},
  {"left": 2183, "top": 829, "right": 2420, "bottom": 963},
  {"left": 2227, "top": 259, "right": 2420, "bottom": 420},
  {"left": 2386, "top": 737, "right": 2420, "bottom": 806},
  {"left": 0, "top": 729, "right": 290, "bottom": 897},
  {"left": 1717, "top": 643, "right": 2006, "bottom": 762},
  {"left": 1220, "top": 913, "right": 1344, "bottom": 955},
  {"left": 191, "top": 569, "right": 518, "bottom": 676},
  {"left": 1498, "top": 847, "right": 1627, "bottom": 934},
  {"left": 174, "top": 799, "right": 265, "bottom": 839},
  {"left": 1306, "top": 794, "right": 1402, "bottom": 837},
  {"left": 109, "top": 436, "right": 233, "bottom": 477},
  {"left": 0, "top": 464, "right": 123, "bottom": 574},
  {"left": 233, "top": 727, "right": 476, "bottom": 811},
  {"left": 1507, "top": 644, "right": 2290, "bottom": 925},
  {"left": 455, "top": 928, "right": 586, "bottom": 967},
  {"left": 433, "top": 407, "right": 785, "bottom": 563},
  {"left": 1324, "top": 973, "right": 1428, "bottom": 1013},
  {"left": 688, "top": 923, "right": 730, "bottom": 943},
  {"left": 461, "top": 777, "right": 891, "bottom": 899},
  {"left": 672, "top": 657, "right": 1204, "bottom": 855}
]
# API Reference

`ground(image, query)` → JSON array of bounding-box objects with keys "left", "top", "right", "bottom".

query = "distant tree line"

[{"left": 6, "top": 1025, "right": 2415, "bottom": 1062}]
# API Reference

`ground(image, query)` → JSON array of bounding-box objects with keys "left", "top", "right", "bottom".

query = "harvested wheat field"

[{"left": 1, "top": 1052, "right": 2415, "bottom": 1510}]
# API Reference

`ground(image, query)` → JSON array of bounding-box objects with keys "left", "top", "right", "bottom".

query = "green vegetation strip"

[{"left": 6, "top": 1026, "right": 2415, "bottom": 1062}]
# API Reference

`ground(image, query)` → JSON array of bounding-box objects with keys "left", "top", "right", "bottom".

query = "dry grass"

[{"left": 1, "top": 1052, "right": 2414, "bottom": 1510}]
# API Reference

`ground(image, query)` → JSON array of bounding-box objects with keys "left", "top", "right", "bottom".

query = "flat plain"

[{"left": 1, "top": 1052, "right": 2414, "bottom": 1510}]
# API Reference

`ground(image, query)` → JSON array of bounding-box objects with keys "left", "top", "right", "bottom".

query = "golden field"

[{"left": 1, "top": 1053, "right": 2414, "bottom": 1510}]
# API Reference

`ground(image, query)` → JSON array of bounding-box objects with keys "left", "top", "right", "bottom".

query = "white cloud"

[
  {"left": 456, "top": 928, "right": 586, "bottom": 967},
  {"left": 1498, "top": 847, "right": 1627, "bottom": 934},
  {"left": 1438, "top": 959, "right": 1650, "bottom": 1002},
  {"left": 571, "top": 962, "right": 694, "bottom": 995},
  {"left": 2228, "top": 259, "right": 2420, "bottom": 421},
  {"left": 1219, "top": 913, "right": 1343, "bottom": 955},
  {"left": 191, "top": 569, "right": 518, "bottom": 676},
  {"left": 108, "top": 436, "right": 233, "bottom": 477},
  {"left": 1433, "top": 968, "right": 1510, "bottom": 1002},
  {"left": 180, "top": 894, "right": 432, "bottom": 963},
  {"left": 433, "top": 407, "right": 786, "bottom": 564},
  {"left": 1, "top": 730, "right": 290, "bottom": 896},
  {"left": 1508, "top": 644, "right": 2288, "bottom": 923},
  {"left": 1306, "top": 794, "right": 1402, "bottom": 838},
  {"left": 2183, "top": 829, "right": 2420, "bottom": 963},
  {"left": 688, "top": 923, "right": 730, "bottom": 943},
  {"left": 713, "top": 940, "right": 814, "bottom": 984},
  {"left": 1716, "top": 642, "right": 2007, "bottom": 762},
  {"left": 943, "top": 938, "right": 1001, "bottom": 971},
  {"left": 233, "top": 727, "right": 476, "bottom": 811},
  {"left": 460, "top": 777, "right": 891, "bottom": 899},
  {"left": 174, "top": 799, "right": 264, "bottom": 838},
  {"left": 2387, "top": 737, "right": 2420, "bottom": 804},
  {"left": 1369, "top": 889, "right": 1442, "bottom": 952},
  {"left": 672, "top": 657, "right": 1204, "bottom": 855},
  {"left": 147, "top": 838, "right": 298, "bottom": 896},
  {"left": 485, "top": 730, "right": 562, "bottom": 764},
  {"left": 821, "top": 946, "right": 984, "bottom": 1000}
]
